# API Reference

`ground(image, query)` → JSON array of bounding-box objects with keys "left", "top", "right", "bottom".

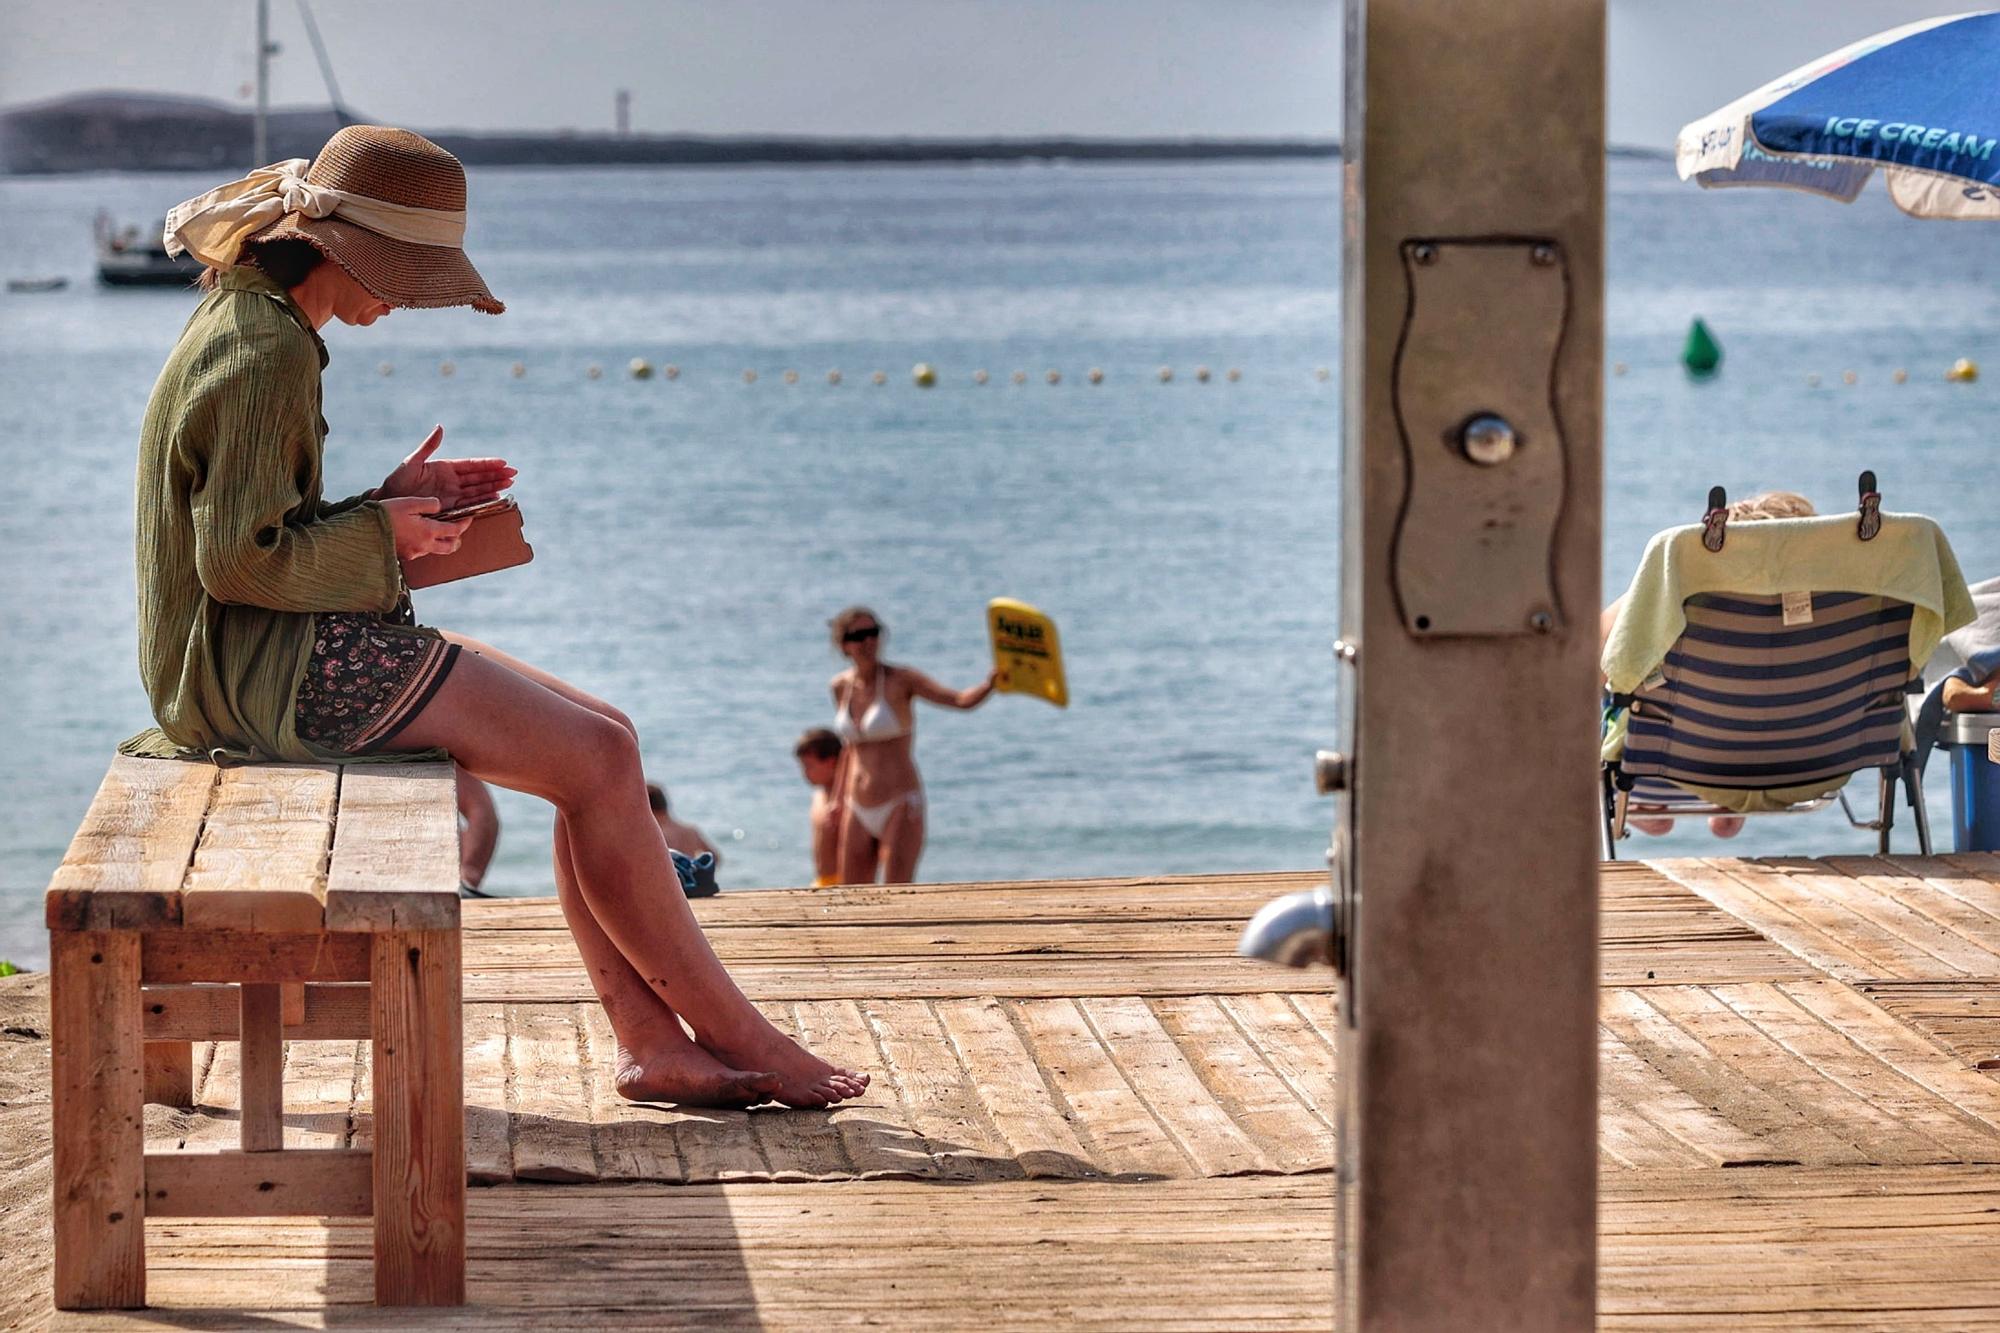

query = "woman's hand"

[
  {"left": 382, "top": 496, "right": 473, "bottom": 563},
  {"left": 378, "top": 425, "right": 516, "bottom": 508}
]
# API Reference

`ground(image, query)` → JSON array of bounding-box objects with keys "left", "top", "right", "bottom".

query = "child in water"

[{"left": 794, "top": 728, "right": 846, "bottom": 886}]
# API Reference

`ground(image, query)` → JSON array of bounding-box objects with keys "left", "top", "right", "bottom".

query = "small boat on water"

[
  {"left": 94, "top": 212, "right": 201, "bottom": 289},
  {"left": 5, "top": 277, "right": 68, "bottom": 294}
]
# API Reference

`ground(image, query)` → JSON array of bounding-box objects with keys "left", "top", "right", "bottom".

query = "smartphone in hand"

[{"left": 432, "top": 496, "right": 516, "bottom": 523}]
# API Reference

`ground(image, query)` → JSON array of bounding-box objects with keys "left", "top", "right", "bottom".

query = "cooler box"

[{"left": 1938, "top": 712, "right": 2000, "bottom": 853}]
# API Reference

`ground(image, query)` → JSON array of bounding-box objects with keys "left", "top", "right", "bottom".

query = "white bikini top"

[{"left": 835, "top": 668, "right": 911, "bottom": 743}]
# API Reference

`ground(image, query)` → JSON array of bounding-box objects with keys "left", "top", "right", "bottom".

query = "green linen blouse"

[{"left": 121, "top": 267, "right": 414, "bottom": 763}]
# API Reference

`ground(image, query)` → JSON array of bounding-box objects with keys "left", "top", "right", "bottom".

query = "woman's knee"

[
  {"left": 559, "top": 711, "right": 644, "bottom": 800},
  {"left": 596, "top": 702, "right": 639, "bottom": 743}
]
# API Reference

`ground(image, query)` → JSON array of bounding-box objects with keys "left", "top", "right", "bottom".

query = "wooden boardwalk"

[{"left": 3, "top": 856, "right": 1999, "bottom": 1328}]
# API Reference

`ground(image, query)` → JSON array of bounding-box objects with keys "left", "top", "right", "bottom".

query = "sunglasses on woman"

[{"left": 843, "top": 626, "right": 882, "bottom": 643}]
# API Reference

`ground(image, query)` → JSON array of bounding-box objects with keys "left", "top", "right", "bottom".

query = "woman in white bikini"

[{"left": 827, "top": 606, "right": 997, "bottom": 883}]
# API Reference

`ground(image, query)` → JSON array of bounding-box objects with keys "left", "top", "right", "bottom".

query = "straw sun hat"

[{"left": 165, "top": 125, "right": 503, "bottom": 315}]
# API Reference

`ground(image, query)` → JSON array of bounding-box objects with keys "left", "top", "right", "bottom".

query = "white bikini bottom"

[{"left": 850, "top": 789, "right": 923, "bottom": 839}]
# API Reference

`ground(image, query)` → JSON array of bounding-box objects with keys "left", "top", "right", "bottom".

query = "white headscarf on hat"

[{"left": 163, "top": 158, "right": 468, "bottom": 269}]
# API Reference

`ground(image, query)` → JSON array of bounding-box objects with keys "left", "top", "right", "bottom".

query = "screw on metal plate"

[
  {"left": 1332, "top": 638, "right": 1359, "bottom": 664},
  {"left": 1410, "top": 242, "right": 1438, "bottom": 266},
  {"left": 1313, "top": 750, "right": 1350, "bottom": 795},
  {"left": 1530, "top": 243, "right": 1558, "bottom": 266},
  {"left": 1528, "top": 610, "right": 1554, "bottom": 633},
  {"left": 1458, "top": 413, "right": 1518, "bottom": 466}
]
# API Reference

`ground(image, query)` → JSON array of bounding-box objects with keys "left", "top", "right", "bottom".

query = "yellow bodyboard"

[{"left": 988, "top": 598, "right": 1068, "bottom": 708}]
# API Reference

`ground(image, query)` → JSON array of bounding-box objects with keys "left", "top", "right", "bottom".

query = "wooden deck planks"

[
  {"left": 19, "top": 856, "right": 2000, "bottom": 1327},
  {"left": 1659, "top": 855, "right": 2000, "bottom": 983},
  {"left": 1013, "top": 998, "right": 1192, "bottom": 1179},
  {"left": 503, "top": 1004, "right": 596, "bottom": 1183},
  {"left": 1863, "top": 980, "right": 2000, "bottom": 1072},
  {"left": 46, "top": 1177, "right": 1336, "bottom": 1330}
]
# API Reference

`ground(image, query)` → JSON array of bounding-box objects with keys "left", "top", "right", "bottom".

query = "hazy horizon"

[{"left": 0, "top": 0, "right": 1979, "bottom": 151}]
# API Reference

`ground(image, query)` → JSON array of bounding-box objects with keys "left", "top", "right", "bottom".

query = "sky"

[{"left": 0, "top": 0, "right": 1981, "bottom": 147}]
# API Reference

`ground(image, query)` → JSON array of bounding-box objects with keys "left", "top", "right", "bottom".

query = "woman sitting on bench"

[{"left": 124, "top": 127, "right": 865, "bottom": 1110}]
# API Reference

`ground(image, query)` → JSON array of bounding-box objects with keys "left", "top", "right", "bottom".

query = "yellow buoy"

[
  {"left": 663, "top": 364, "right": 680, "bottom": 380},
  {"left": 1087, "top": 367, "right": 1103, "bottom": 384},
  {"left": 1226, "top": 368, "right": 1241, "bottom": 382},
  {"left": 827, "top": 369, "right": 842, "bottom": 385},
  {"left": 871, "top": 370, "right": 887, "bottom": 385},
  {"left": 1157, "top": 367, "right": 1173, "bottom": 383},
  {"left": 1892, "top": 368, "right": 1908, "bottom": 384},
  {"left": 742, "top": 369, "right": 758, "bottom": 384},
  {"left": 988, "top": 598, "right": 1068, "bottom": 709},
  {"left": 972, "top": 369, "right": 989, "bottom": 385},
  {"left": 378, "top": 362, "right": 394, "bottom": 377},
  {"left": 439, "top": 361, "right": 456, "bottom": 378},
  {"left": 1612, "top": 361, "right": 1628, "bottom": 376},
  {"left": 1841, "top": 369, "right": 1857, "bottom": 386},
  {"left": 1947, "top": 357, "right": 1980, "bottom": 382},
  {"left": 510, "top": 362, "right": 526, "bottom": 378},
  {"left": 912, "top": 363, "right": 937, "bottom": 388},
  {"left": 1195, "top": 366, "right": 1211, "bottom": 382},
  {"left": 1011, "top": 370, "right": 1027, "bottom": 385},
  {"left": 783, "top": 369, "right": 799, "bottom": 385},
  {"left": 630, "top": 358, "right": 653, "bottom": 380},
  {"left": 1046, "top": 369, "right": 1061, "bottom": 385},
  {"left": 1314, "top": 366, "right": 1331, "bottom": 382}
]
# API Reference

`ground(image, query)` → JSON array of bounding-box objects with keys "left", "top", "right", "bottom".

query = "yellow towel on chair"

[{"left": 1601, "top": 512, "right": 1976, "bottom": 810}]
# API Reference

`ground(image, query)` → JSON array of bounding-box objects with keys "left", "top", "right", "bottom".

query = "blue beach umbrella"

[{"left": 1677, "top": 11, "right": 2000, "bottom": 219}]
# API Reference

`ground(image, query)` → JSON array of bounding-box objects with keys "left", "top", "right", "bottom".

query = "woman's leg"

[
  {"left": 391, "top": 645, "right": 865, "bottom": 1108},
  {"left": 438, "top": 637, "right": 758, "bottom": 1098},
  {"left": 878, "top": 795, "right": 926, "bottom": 884},
  {"left": 552, "top": 818, "right": 779, "bottom": 1106},
  {"left": 835, "top": 805, "right": 881, "bottom": 885}
]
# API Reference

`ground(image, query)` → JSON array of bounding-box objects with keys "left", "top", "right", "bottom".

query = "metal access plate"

[{"left": 1390, "top": 238, "right": 1570, "bottom": 637}]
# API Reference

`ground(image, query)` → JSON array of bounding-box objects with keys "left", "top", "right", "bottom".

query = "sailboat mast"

[{"left": 253, "top": 0, "right": 270, "bottom": 164}]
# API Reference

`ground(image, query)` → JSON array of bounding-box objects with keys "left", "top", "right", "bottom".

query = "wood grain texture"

[
  {"left": 143, "top": 983, "right": 373, "bottom": 1043},
  {"left": 142, "top": 931, "right": 372, "bottom": 985},
  {"left": 144, "top": 1041, "right": 193, "bottom": 1106},
  {"left": 44, "top": 757, "right": 215, "bottom": 931},
  {"left": 369, "top": 930, "right": 465, "bottom": 1306},
  {"left": 16, "top": 857, "right": 2000, "bottom": 1327},
  {"left": 181, "top": 765, "right": 338, "bottom": 932},
  {"left": 144, "top": 1149, "right": 372, "bottom": 1217},
  {"left": 323, "top": 763, "right": 460, "bottom": 932},
  {"left": 238, "top": 984, "right": 284, "bottom": 1152},
  {"left": 50, "top": 931, "right": 147, "bottom": 1310}
]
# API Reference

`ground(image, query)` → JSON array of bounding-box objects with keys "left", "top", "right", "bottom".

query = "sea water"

[{"left": 1, "top": 158, "right": 1995, "bottom": 968}]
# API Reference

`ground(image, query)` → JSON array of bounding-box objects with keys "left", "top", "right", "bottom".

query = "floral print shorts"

[{"left": 293, "top": 595, "right": 460, "bottom": 754}]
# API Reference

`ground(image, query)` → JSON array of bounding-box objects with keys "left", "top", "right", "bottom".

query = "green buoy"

[{"left": 1682, "top": 317, "right": 1722, "bottom": 378}]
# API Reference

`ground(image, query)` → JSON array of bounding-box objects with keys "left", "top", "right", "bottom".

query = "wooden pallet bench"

[{"left": 44, "top": 755, "right": 465, "bottom": 1311}]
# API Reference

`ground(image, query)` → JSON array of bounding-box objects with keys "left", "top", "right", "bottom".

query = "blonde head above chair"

[{"left": 1728, "top": 491, "right": 1816, "bottom": 521}]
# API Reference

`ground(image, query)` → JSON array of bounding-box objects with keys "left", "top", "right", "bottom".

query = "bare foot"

[
  {"left": 1630, "top": 816, "right": 1674, "bottom": 837},
  {"left": 614, "top": 1040, "right": 782, "bottom": 1109},
  {"left": 1708, "top": 815, "right": 1744, "bottom": 839},
  {"left": 700, "top": 1023, "right": 869, "bottom": 1110}
]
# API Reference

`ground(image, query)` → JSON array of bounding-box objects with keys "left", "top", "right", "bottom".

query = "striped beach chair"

[{"left": 1602, "top": 478, "right": 1934, "bottom": 858}]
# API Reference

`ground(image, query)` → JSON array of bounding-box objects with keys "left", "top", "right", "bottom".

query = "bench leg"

[
  {"left": 51, "top": 931, "right": 146, "bottom": 1310},
  {"left": 370, "top": 929, "right": 465, "bottom": 1306},
  {"left": 240, "top": 984, "right": 285, "bottom": 1151},
  {"left": 144, "top": 1041, "right": 194, "bottom": 1106}
]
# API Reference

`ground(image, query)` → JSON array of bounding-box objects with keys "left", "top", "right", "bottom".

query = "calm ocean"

[{"left": 1, "top": 158, "right": 1995, "bottom": 968}]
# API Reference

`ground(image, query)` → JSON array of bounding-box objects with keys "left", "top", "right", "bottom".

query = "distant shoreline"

[{"left": 0, "top": 91, "right": 1671, "bottom": 176}]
